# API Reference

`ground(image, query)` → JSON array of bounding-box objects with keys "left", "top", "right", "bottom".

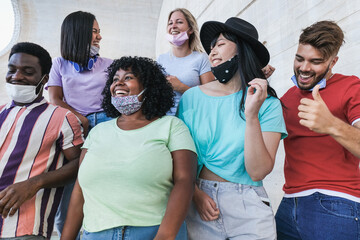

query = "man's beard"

[{"left": 294, "top": 64, "right": 330, "bottom": 90}]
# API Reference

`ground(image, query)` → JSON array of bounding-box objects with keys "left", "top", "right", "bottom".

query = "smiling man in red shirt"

[{"left": 276, "top": 21, "right": 360, "bottom": 240}]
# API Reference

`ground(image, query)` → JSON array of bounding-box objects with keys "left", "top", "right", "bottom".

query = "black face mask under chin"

[{"left": 211, "top": 55, "right": 238, "bottom": 84}]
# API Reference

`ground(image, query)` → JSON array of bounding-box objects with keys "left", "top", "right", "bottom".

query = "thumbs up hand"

[{"left": 298, "top": 85, "right": 335, "bottom": 134}]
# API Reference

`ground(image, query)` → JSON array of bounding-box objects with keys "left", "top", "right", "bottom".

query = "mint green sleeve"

[
  {"left": 167, "top": 118, "right": 197, "bottom": 154},
  {"left": 82, "top": 125, "right": 95, "bottom": 149}
]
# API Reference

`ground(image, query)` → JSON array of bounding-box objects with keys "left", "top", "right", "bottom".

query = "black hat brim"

[{"left": 200, "top": 20, "right": 270, "bottom": 68}]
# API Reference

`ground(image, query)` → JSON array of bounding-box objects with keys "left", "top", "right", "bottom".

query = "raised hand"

[
  {"left": 245, "top": 78, "right": 268, "bottom": 118},
  {"left": 262, "top": 64, "right": 275, "bottom": 79},
  {"left": 298, "top": 85, "right": 334, "bottom": 134}
]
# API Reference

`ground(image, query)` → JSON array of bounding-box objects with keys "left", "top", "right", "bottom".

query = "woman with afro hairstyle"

[{"left": 61, "top": 56, "right": 197, "bottom": 240}]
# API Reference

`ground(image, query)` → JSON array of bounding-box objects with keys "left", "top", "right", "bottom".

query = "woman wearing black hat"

[{"left": 177, "top": 17, "right": 287, "bottom": 239}]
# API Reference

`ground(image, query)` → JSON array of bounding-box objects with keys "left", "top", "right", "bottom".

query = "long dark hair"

[
  {"left": 60, "top": 11, "right": 95, "bottom": 67},
  {"left": 211, "top": 32, "right": 278, "bottom": 117}
]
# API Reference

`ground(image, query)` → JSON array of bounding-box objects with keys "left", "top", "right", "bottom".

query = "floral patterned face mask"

[{"left": 111, "top": 89, "right": 146, "bottom": 115}]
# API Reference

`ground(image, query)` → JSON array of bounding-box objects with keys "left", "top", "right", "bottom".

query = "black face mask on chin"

[{"left": 211, "top": 55, "right": 238, "bottom": 84}]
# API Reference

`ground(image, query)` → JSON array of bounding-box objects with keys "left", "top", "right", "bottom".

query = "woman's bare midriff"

[{"left": 199, "top": 166, "right": 229, "bottom": 182}]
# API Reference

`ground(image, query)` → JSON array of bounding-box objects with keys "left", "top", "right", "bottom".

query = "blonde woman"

[{"left": 157, "top": 8, "right": 214, "bottom": 115}]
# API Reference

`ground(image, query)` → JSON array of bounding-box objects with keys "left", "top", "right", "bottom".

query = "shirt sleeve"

[
  {"left": 343, "top": 77, "right": 360, "bottom": 124},
  {"left": 199, "top": 52, "right": 212, "bottom": 76},
  {"left": 176, "top": 96, "right": 185, "bottom": 120},
  {"left": 82, "top": 126, "right": 96, "bottom": 150},
  {"left": 259, "top": 97, "right": 288, "bottom": 139},
  {"left": 61, "top": 111, "right": 84, "bottom": 150},
  {"left": 176, "top": 88, "right": 192, "bottom": 120},
  {"left": 167, "top": 117, "right": 197, "bottom": 154},
  {"left": 46, "top": 57, "right": 63, "bottom": 88}
]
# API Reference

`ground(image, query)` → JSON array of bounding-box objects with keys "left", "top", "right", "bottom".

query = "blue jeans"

[
  {"left": 275, "top": 192, "right": 360, "bottom": 240},
  {"left": 81, "top": 223, "right": 187, "bottom": 240},
  {"left": 54, "top": 181, "right": 80, "bottom": 240},
  {"left": 86, "top": 111, "right": 113, "bottom": 130}
]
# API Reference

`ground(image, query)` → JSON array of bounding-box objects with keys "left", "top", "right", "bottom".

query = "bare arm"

[
  {"left": 326, "top": 121, "right": 360, "bottom": 158},
  {"left": 0, "top": 145, "right": 81, "bottom": 218},
  {"left": 244, "top": 78, "right": 282, "bottom": 181},
  {"left": 154, "top": 150, "right": 197, "bottom": 240},
  {"left": 244, "top": 123, "right": 281, "bottom": 181},
  {"left": 167, "top": 71, "right": 214, "bottom": 94},
  {"left": 60, "top": 149, "right": 87, "bottom": 240},
  {"left": 298, "top": 85, "right": 360, "bottom": 158},
  {"left": 199, "top": 71, "right": 215, "bottom": 85},
  {"left": 48, "top": 86, "right": 89, "bottom": 135},
  {"left": 166, "top": 75, "right": 190, "bottom": 93}
]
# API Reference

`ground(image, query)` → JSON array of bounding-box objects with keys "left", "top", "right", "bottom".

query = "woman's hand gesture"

[{"left": 245, "top": 78, "right": 268, "bottom": 118}]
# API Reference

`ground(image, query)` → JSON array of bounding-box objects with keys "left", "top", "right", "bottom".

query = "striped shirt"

[{"left": 0, "top": 98, "right": 84, "bottom": 238}]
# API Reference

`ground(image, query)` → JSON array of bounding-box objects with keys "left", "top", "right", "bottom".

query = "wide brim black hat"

[{"left": 200, "top": 17, "right": 270, "bottom": 68}]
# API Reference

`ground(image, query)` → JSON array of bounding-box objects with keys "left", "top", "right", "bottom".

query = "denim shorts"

[
  {"left": 276, "top": 192, "right": 360, "bottom": 240},
  {"left": 82, "top": 222, "right": 187, "bottom": 240},
  {"left": 186, "top": 179, "right": 276, "bottom": 240}
]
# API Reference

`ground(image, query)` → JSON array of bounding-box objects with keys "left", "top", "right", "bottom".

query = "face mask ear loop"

[
  {"left": 35, "top": 75, "right": 46, "bottom": 95},
  {"left": 137, "top": 88, "right": 146, "bottom": 102},
  {"left": 137, "top": 88, "right": 146, "bottom": 97}
]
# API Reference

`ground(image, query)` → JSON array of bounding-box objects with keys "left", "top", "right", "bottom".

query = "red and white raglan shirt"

[
  {"left": 281, "top": 74, "right": 360, "bottom": 201},
  {"left": 0, "top": 98, "right": 83, "bottom": 238}
]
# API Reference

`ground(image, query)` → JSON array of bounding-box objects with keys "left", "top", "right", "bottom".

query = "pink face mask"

[{"left": 166, "top": 31, "right": 189, "bottom": 46}]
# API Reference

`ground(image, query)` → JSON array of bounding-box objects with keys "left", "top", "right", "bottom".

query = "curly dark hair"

[{"left": 102, "top": 56, "right": 174, "bottom": 120}]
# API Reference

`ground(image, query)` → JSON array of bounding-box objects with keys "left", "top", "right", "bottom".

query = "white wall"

[{"left": 0, "top": 0, "right": 163, "bottom": 104}]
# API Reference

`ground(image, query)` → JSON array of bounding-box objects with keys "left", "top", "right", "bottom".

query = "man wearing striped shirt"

[{"left": 0, "top": 42, "right": 84, "bottom": 239}]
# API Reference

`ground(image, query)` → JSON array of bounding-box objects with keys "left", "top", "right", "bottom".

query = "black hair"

[
  {"left": 9, "top": 42, "right": 52, "bottom": 75},
  {"left": 102, "top": 56, "right": 174, "bottom": 120},
  {"left": 60, "top": 11, "right": 95, "bottom": 67},
  {"left": 211, "top": 32, "right": 278, "bottom": 117}
]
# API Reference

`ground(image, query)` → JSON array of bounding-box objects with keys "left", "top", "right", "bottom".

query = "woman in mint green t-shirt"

[
  {"left": 61, "top": 56, "right": 197, "bottom": 240},
  {"left": 177, "top": 18, "right": 287, "bottom": 239}
]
